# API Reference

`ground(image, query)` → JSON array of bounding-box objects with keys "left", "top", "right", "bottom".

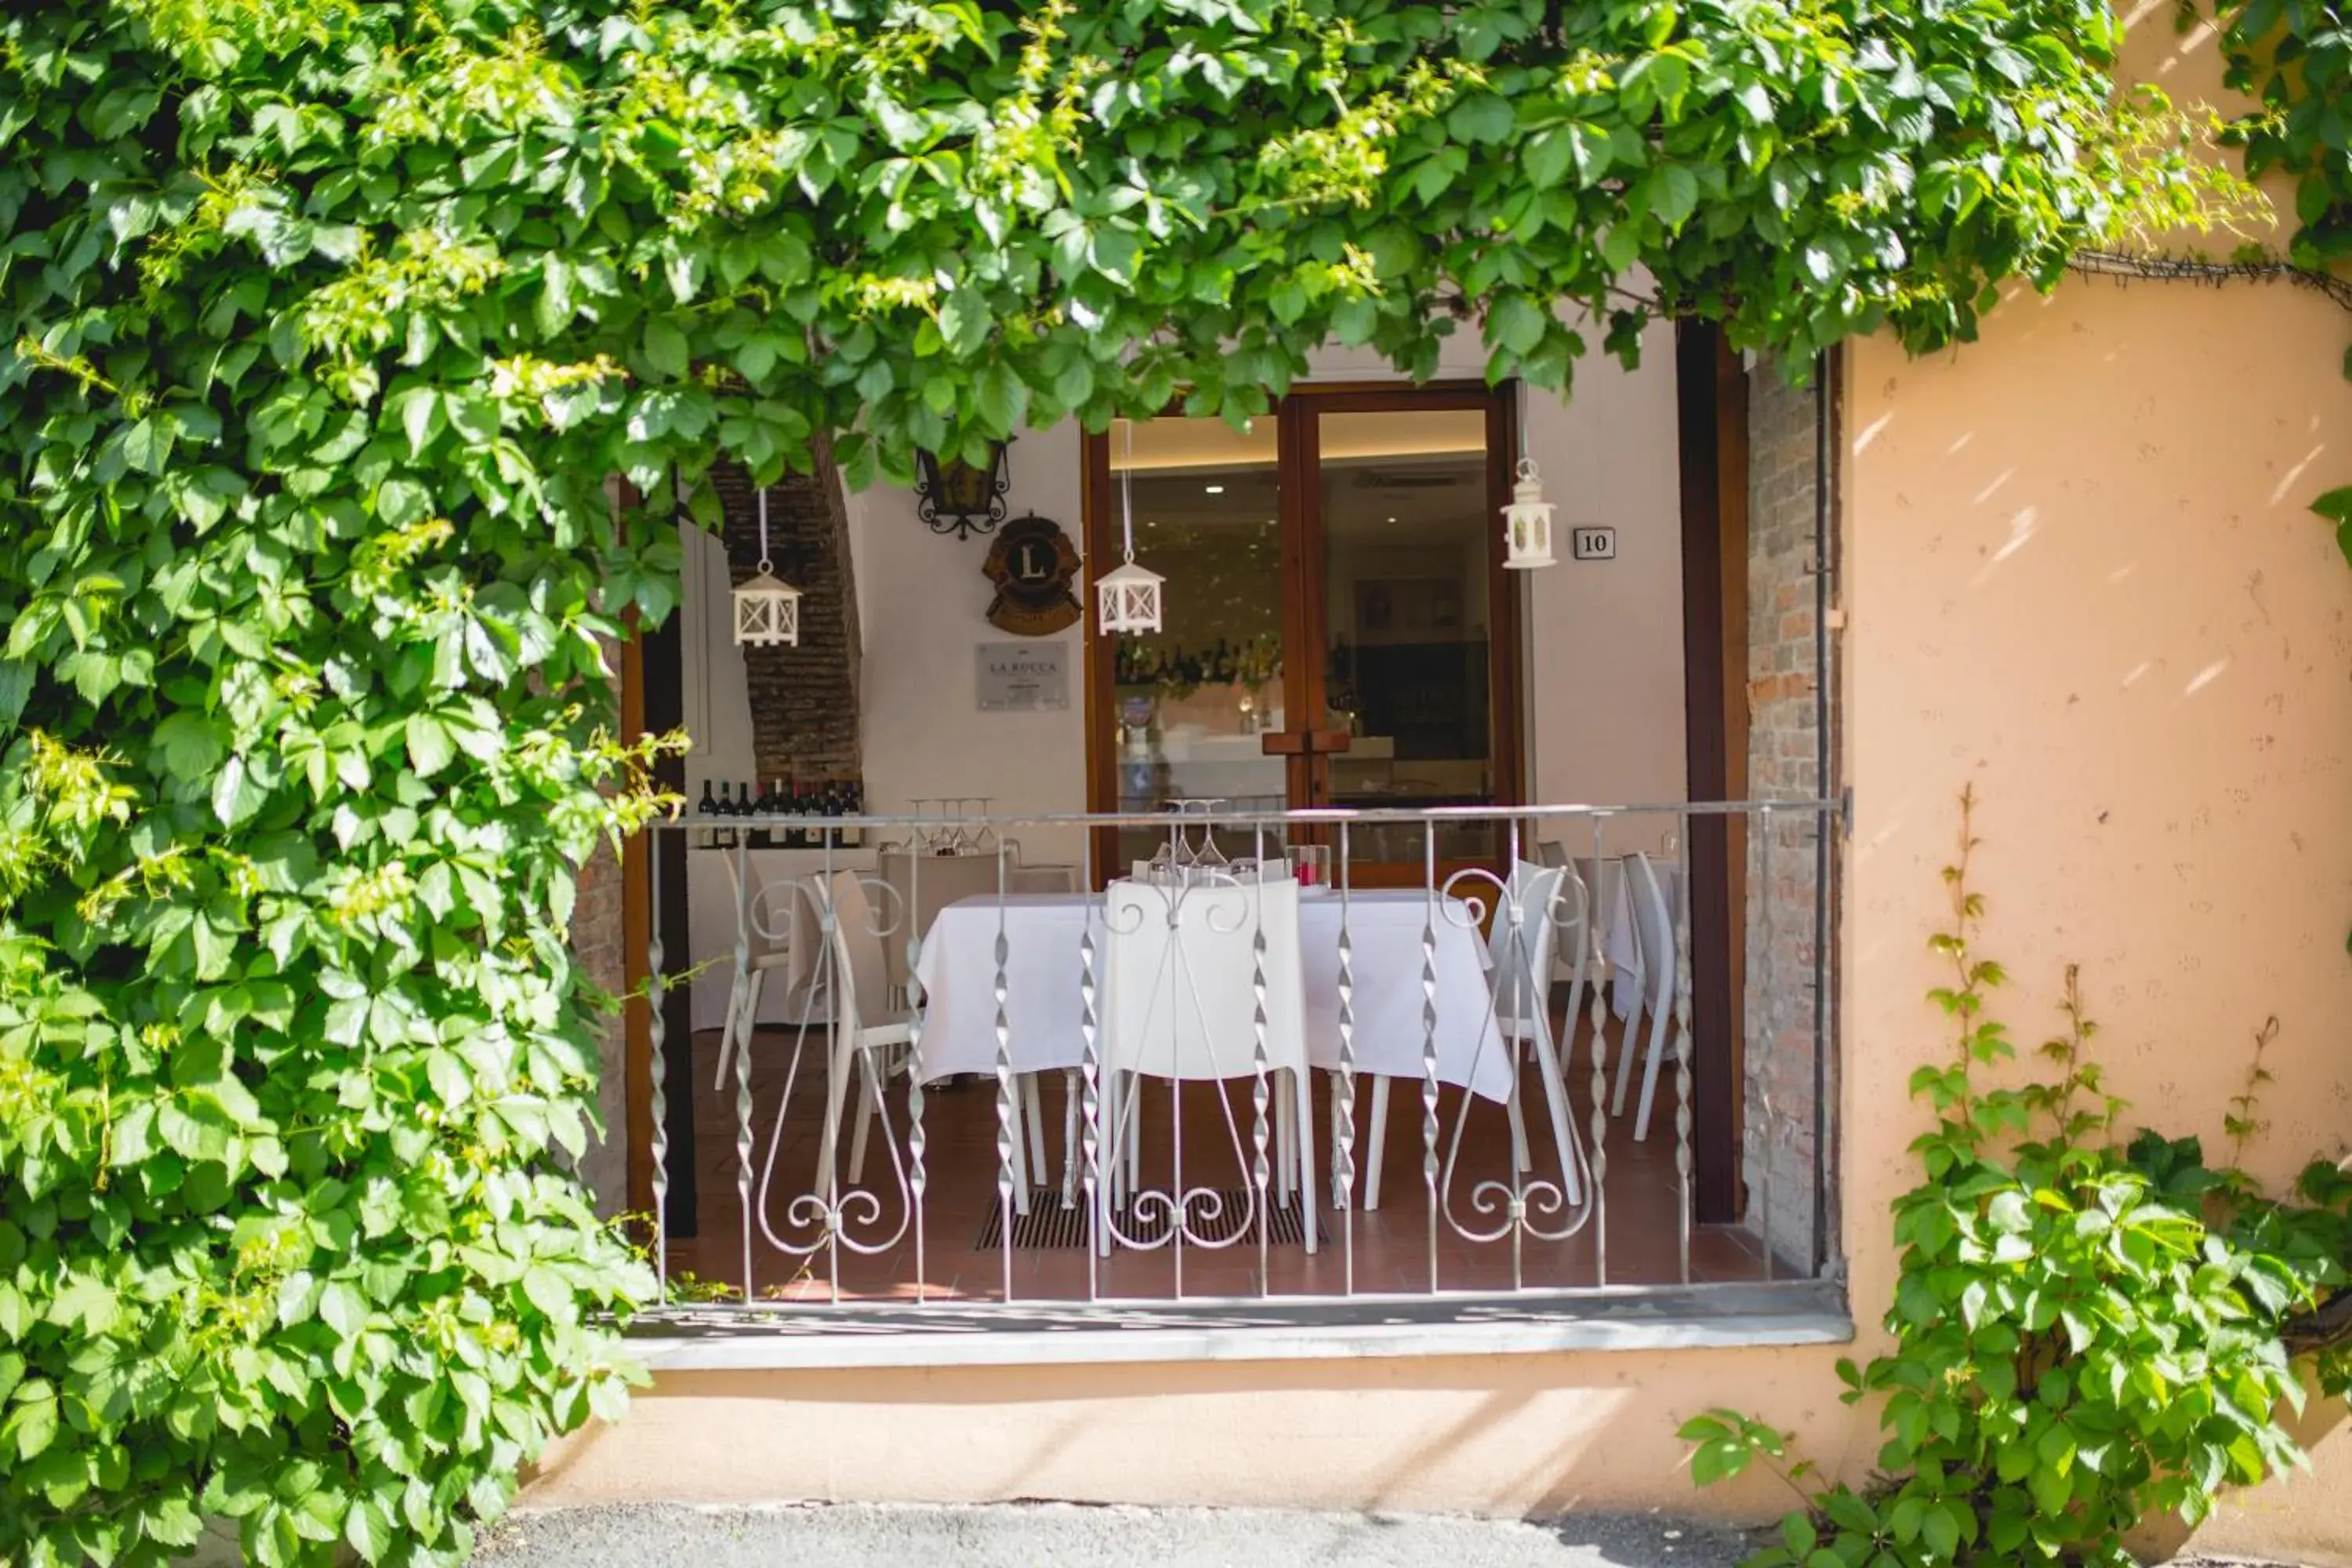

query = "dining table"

[{"left": 909, "top": 887, "right": 1515, "bottom": 1102}]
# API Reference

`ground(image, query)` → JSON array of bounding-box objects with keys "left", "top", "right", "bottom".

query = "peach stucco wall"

[
  {"left": 530, "top": 38, "right": 2352, "bottom": 1562},
  {"left": 1842, "top": 276, "right": 2352, "bottom": 1559}
]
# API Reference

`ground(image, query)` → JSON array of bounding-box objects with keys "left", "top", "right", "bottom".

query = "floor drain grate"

[{"left": 975, "top": 1187, "right": 1327, "bottom": 1250}]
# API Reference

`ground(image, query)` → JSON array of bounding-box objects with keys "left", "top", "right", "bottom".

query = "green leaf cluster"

[
  {"left": 1680, "top": 793, "right": 2352, "bottom": 1566},
  {"left": 0, "top": 0, "right": 2251, "bottom": 1563},
  {"left": 2209, "top": 0, "right": 2352, "bottom": 564}
]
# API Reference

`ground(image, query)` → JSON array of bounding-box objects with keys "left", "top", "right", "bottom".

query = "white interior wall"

[
  {"left": 680, "top": 330, "right": 1689, "bottom": 1024},
  {"left": 844, "top": 420, "right": 1091, "bottom": 870},
  {"left": 1516, "top": 328, "right": 1690, "bottom": 853}
]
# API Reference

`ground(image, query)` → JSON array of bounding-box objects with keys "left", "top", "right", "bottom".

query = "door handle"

[{"left": 1260, "top": 728, "right": 1355, "bottom": 757}]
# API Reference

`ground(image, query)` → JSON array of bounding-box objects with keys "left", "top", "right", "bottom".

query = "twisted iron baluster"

[
  {"left": 1755, "top": 805, "right": 1776, "bottom": 1282},
  {"left": 820, "top": 833, "right": 841, "bottom": 1302},
  {"left": 1334, "top": 822, "right": 1356, "bottom": 1295},
  {"left": 905, "top": 851, "right": 929, "bottom": 1303},
  {"left": 648, "top": 826, "right": 670, "bottom": 1305},
  {"left": 1250, "top": 826, "right": 1271, "bottom": 1294},
  {"left": 731, "top": 837, "right": 755, "bottom": 1301},
  {"left": 993, "top": 850, "right": 1015, "bottom": 1302},
  {"left": 1673, "top": 827, "right": 1697, "bottom": 1287},
  {"left": 1506, "top": 822, "right": 1526, "bottom": 1290},
  {"left": 1421, "top": 825, "right": 1441, "bottom": 1293},
  {"left": 1587, "top": 815, "right": 1611, "bottom": 1287},
  {"left": 1080, "top": 837, "right": 1102, "bottom": 1300}
]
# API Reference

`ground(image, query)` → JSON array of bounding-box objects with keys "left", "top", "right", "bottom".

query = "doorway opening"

[{"left": 1081, "top": 384, "right": 1523, "bottom": 881}]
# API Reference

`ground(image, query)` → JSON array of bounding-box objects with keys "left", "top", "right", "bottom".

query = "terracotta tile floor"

[{"left": 660, "top": 1016, "right": 1776, "bottom": 1305}]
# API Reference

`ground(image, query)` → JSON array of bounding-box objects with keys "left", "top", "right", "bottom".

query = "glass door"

[
  {"left": 1087, "top": 388, "right": 1518, "bottom": 878},
  {"left": 1302, "top": 397, "right": 1512, "bottom": 873},
  {"left": 1098, "top": 414, "right": 1290, "bottom": 875}
]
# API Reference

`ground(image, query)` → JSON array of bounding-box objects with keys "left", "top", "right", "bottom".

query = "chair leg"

[
  {"left": 1527, "top": 1012, "right": 1584, "bottom": 1207},
  {"left": 1633, "top": 1004, "right": 1675, "bottom": 1142},
  {"left": 848, "top": 1047, "right": 884, "bottom": 1185},
  {"left": 1294, "top": 1068, "right": 1319, "bottom": 1252},
  {"left": 1061, "top": 1069, "right": 1080, "bottom": 1210},
  {"left": 1274, "top": 1083, "right": 1296, "bottom": 1206},
  {"left": 1507, "top": 1083, "right": 1531, "bottom": 1174},
  {"left": 1611, "top": 982, "right": 1645, "bottom": 1117},
  {"left": 1023, "top": 1073, "right": 1049, "bottom": 1192},
  {"left": 1125, "top": 1080, "right": 1143, "bottom": 1193},
  {"left": 812, "top": 1028, "right": 857, "bottom": 1199},
  {"left": 713, "top": 974, "right": 743, "bottom": 1093},
  {"left": 1364, "top": 1076, "right": 1391, "bottom": 1213}
]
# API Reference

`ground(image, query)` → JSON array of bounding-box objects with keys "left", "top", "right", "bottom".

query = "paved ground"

[
  {"left": 477, "top": 1503, "right": 1762, "bottom": 1567},
  {"left": 475, "top": 1502, "right": 2309, "bottom": 1567}
]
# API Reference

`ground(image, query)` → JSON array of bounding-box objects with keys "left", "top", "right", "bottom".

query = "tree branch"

[{"left": 2281, "top": 1289, "right": 2352, "bottom": 1357}]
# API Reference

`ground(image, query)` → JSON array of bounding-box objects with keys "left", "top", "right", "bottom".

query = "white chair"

[
  {"left": 1537, "top": 843, "right": 1615, "bottom": 992},
  {"left": 1099, "top": 874, "right": 1316, "bottom": 1254},
  {"left": 1613, "top": 851, "right": 1681, "bottom": 1141},
  {"left": 1484, "top": 858, "right": 1585, "bottom": 1206},
  {"left": 804, "top": 870, "right": 912, "bottom": 1203},
  {"left": 877, "top": 848, "right": 1061, "bottom": 1203},
  {"left": 1360, "top": 861, "right": 1585, "bottom": 1210},
  {"left": 713, "top": 855, "right": 800, "bottom": 1094}
]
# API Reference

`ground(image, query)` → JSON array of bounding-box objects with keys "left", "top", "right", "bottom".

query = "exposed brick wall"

[
  {"left": 570, "top": 713, "right": 630, "bottom": 1218},
  {"left": 709, "top": 441, "right": 863, "bottom": 789},
  {"left": 1742, "top": 355, "right": 1838, "bottom": 1269}
]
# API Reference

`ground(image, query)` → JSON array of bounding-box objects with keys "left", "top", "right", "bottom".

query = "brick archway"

[{"left": 710, "top": 439, "right": 863, "bottom": 791}]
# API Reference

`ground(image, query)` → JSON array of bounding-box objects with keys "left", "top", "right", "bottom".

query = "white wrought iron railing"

[{"left": 631, "top": 800, "right": 1839, "bottom": 1329}]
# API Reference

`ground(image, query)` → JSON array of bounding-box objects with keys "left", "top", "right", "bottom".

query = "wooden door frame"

[
  {"left": 1080, "top": 381, "right": 1525, "bottom": 876},
  {"left": 619, "top": 506, "right": 700, "bottom": 1240},
  {"left": 1675, "top": 322, "right": 1750, "bottom": 1227}
]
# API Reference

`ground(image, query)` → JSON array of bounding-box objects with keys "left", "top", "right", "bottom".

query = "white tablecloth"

[
  {"left": 911, "top": 889, "right": 1513, "bottom": 1101},
  {"left": 1606, "top": 860, "right": 1685, "bottom": 1018}
]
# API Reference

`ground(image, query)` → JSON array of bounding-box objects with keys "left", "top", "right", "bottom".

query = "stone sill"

[{"left": 622, "top": 1280, "right": 1851, "bottom": 1371}]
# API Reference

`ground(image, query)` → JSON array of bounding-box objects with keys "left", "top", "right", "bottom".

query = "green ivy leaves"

[{"left": 1682, "top": 808, "right": 2349, "bottom": 1566}]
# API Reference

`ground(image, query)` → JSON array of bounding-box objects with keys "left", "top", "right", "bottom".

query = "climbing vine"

[{"left": 0, "top": 1, "right": 2257, "bottom": 1565}]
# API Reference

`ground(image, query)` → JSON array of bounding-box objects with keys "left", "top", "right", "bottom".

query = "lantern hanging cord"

[
  {"left": 757, "top": 485, "right": 773, "bottom": 574},
  {"left": 1120, "top": 419, "right": 1138, "bottom": 564},
  {"left": 1515, "top": 380, "right": 1537, "bottom": 485}
]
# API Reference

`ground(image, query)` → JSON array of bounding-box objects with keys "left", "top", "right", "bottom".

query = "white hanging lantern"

[
  {"left": 1096, "top": 558, "right": 1165, "bottom": 634},
  {"left": 731, "top": 488, "right": 803, "bottom": 646},
  {"left": 1095, "top": 420, "right": 1166, "bottom": 634},
  {"left": 1501, "top": 456, "right": 1556, "bottom": 569}
]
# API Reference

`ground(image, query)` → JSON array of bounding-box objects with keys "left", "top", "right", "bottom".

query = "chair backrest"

[
  {"left": 879, "top": 850, "right": 1007, "bottom": 993},
  {"left": 719, "top": 851, "right": 800, "bottom": 953},
  {"left": 1483, "top": 860, "right": 1566, "bottom": 1023},
  {"left": 818, "top": 870, "right": 898, "bottom": 1038},
  {"left": 1103, "top": 874, "right": 1307, "bottom": 1083},
  {"left": 1625, "top": 851, "right": 1677, "bottom": 1011}
]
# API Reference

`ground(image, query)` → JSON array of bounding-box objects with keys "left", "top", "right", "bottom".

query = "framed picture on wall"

[{"left": 1353, "top": 577, "right": 1461, "bottom": 644}]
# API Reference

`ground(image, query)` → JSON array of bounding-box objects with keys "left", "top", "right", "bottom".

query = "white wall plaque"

[{"left": 976, "top": 641, "right": 1069, "bottom": 711}]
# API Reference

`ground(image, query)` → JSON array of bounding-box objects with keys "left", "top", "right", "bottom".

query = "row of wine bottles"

[
  {"left": 1112, "top": 636, "right": 1276, "bottom": 689},
  {"left": 696, "top": 777, "right": 866, "bottom": 849}
]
